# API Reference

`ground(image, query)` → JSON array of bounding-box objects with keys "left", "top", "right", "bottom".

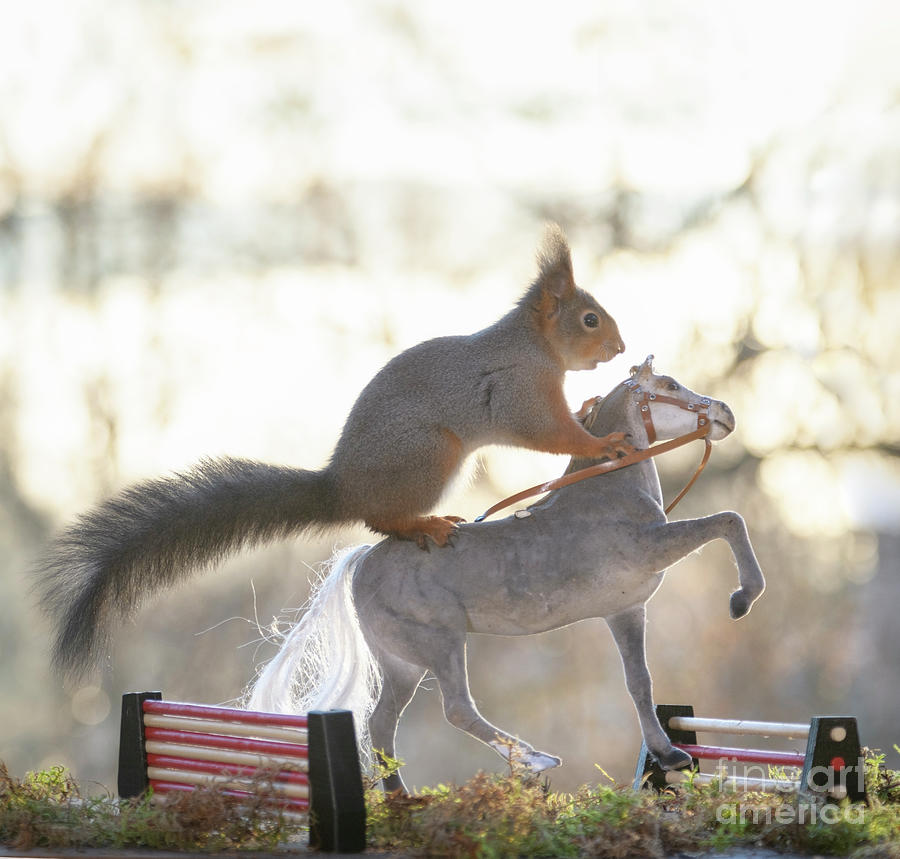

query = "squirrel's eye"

[{"left": 583, "top": 312, "right": 599, "bottom": 328}]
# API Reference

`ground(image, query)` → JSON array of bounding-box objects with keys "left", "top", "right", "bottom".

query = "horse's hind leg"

[
  {"left": 606, "top": 605, "right": 692, "bottom": 771},
  {"left": 368, "top": 651, "right": 426, "bottom": 793},
  {"left": 430, "top": 635, "right": 561, "bottom": 774}
]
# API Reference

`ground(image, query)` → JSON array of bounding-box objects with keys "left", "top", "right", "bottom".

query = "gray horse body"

[
  {"left": 357, "top": 474, "right": 666, "bottom": 639},
  {"left": 312, "top": 359, "right": 765, "bottom": 791},
  {"left": 357, "top": 381, "right": 667, "bottom": 636}
]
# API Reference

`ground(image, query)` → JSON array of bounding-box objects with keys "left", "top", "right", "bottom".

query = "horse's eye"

[
  {"left": 668, "top": 382, "right": 679, "bottom": 391},
  {"left": 583, "top": 312, "right": 599, "bottom": 328}
]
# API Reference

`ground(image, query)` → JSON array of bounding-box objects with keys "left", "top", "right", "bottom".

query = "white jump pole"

[{"left": 667, "top": 716, "right": 810, "bottom": 740}]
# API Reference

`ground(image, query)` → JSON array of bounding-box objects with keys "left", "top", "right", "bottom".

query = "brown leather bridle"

[{"left": 474, "top": 382, "right": 714, "bottom": 522}]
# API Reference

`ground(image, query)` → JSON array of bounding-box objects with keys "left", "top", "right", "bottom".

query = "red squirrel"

[
  {"left": 327, "top": 223, "right": 627, "bottom": 545},
  {"left": 37, "top": 224, "right": 628, "bottom": 677}
]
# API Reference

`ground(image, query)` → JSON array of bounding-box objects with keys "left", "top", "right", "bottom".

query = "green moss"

[
  {"left": 3, "top": 750, "right": 899, "bottom": 856},
  {"left": 365, "top": 750, "right": 900, "bottom": 858},
  {"left": 0, "top": 760, "right": 305, "bottom": 852}
]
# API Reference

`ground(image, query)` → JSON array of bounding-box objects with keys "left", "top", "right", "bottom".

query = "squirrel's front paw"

[
  {"left": 598, "top": 432, "right": 634, "bottom": 459},
  {"left": 574, "top": 396, "right": 603, "bottom": 423}
]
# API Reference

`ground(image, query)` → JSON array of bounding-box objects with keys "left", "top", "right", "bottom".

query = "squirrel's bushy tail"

[{"left": 35, "top": 457, "right": 338, "bottom": 680}]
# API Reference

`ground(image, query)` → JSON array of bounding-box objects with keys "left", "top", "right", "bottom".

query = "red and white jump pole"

[
  {"left": 635, "top": 703, "right": 866, "bottom": 803},
  {"left": 118, "top": 692, "right": 366, "bottom": 853}
]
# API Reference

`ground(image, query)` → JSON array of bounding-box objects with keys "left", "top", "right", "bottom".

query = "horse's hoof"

[
  {"left": 729, "top": 588, "right": 752, "bottom": 619},
  {"left": 382, "top": 771, "right": 408, "bottom": 794},
  {"left": 523, "top": 750, "right": 562, "bottom": 773},
  {"left": 655, "top": 746, "right": 693, "bottom": 771},
  {"left": 490, "top": 742, "right": 561, "bottom": 773}
]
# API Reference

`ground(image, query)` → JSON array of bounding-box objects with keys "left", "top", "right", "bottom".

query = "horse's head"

[
  {"left": 625, "top": 355, "right": 735, "bottom": 443},
  {"left": 483, "top": 356, "right": 737, "bottom": 519},
  {"left": 583, "top": 356, "right": 735, "bottom": 447}
]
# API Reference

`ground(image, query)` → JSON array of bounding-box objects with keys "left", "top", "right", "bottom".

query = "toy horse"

[{"left": 248, "top": 356, "right": 766, "bottom": 792}]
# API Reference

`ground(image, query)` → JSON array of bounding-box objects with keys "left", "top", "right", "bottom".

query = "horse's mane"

[
  {"left": 560, "top": 376, "right": 637, "bottom": 477},
  {"left": 582, "top": 377, "right": 634, "bottom": 436}
]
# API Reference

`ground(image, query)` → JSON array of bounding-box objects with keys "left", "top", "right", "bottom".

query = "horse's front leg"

[
  {"left": 645, "top": 511, "right": 765, "bottom": 618},
  {"left": 606, "top": 605, "right": 692, "bottom": 770}
]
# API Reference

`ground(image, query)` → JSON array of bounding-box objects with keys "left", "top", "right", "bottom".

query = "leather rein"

[{"left": 474, "top": 382, "right": 714, "bottom": 522}]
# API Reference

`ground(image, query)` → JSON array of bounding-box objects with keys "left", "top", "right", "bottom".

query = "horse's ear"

[
  {"left": 629, "top": 354, "right": 655, "bottom": 382},
  {"left": 580, "top": 397, "right": 604, "bottom": 430}
]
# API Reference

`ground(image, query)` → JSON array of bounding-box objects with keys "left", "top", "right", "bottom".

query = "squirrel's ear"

[{"left": 535, "top": 223, "right": 576, "bottom": 302}]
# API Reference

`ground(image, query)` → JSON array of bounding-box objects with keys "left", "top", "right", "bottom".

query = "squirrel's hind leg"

[{"left": 368, "top": 515, "right": 465, "bottom": 549}]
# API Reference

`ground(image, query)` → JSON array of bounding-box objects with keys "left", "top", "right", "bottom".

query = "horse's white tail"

[{"left": 245, "top": 544, "right": 381, "bottom": 766}]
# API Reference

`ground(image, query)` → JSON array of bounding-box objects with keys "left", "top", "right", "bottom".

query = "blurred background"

[{"left": 1, "top": 0, "right": 898, "bottom": 794}]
